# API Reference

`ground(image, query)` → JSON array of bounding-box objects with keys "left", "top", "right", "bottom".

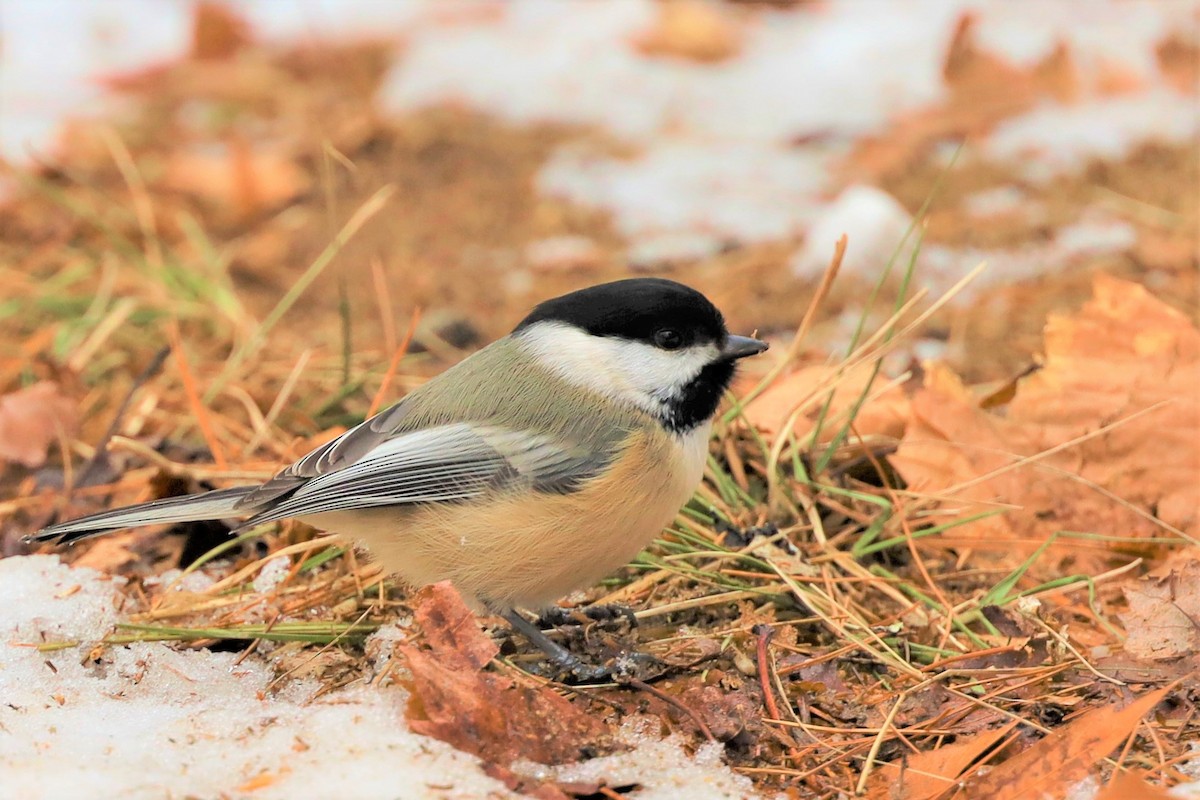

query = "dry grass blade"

[
  {"left": 169, "top": 322, "right": 228, "bottom": 469},
  {"left": 728, "top": 234, "right": 847, "bottom": 418},
  {"left": 367, "top": 308, "right": 421, "bottom": 417},
  {"left": 206, "top": 184, "right": 396, "bottom": 401}
]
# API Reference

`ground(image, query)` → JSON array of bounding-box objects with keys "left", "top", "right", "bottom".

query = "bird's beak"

[{"left": 721, "top": 334, "right": 769, "bottom": 360}]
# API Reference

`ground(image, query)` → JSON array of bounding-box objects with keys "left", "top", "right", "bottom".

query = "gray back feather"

[{"left": 236, "top": 338, "right": 639, "bottom": 518}]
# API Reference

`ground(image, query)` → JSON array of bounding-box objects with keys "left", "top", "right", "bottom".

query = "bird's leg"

[
  {"left": 536, "top": 603, "right": 638, "bottom": 629},
  {"left": 502, "top": 609, "right": 612, "bottom": 683}
]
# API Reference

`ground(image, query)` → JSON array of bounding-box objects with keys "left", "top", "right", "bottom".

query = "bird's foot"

[
  {"left": 536, "top": 603, "right": 638, "bottom": 630},
  {"left": 503, "top": 609, "right": 660, "bottom": 684},
  {"left": 555, "top": 649, "right": 665, "bottom": 685}
]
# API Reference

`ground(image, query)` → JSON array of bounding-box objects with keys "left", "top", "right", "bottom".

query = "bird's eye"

[{"left": 654, "top": 329, "right": 684, "bottom": 350}]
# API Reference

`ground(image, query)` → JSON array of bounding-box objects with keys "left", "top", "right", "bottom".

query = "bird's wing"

[
  {"left": 236, "top": 400, "right": 417, "bottom": 508},
  {"left": 241, "top": 422, "right": 614, "bottom": 526}
]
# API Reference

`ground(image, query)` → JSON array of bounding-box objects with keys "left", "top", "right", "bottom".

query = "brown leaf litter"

[
  {"left": 0, "top": 381, "right": 77, "bottom": 469},
  {"left": 398, "top": 582, "right": 612, "bottom": 795},
  {"left": 742, "top": 360, "right": 911, "bottom": 442},
  {"left": 848, "top": 12, "right": 1085, "bottom": 183},
  {"left": 1120, "top": 557, "right": 1200, "bottom": 662},
  {"left": 864, "top": 720, "right": 1017, "bottom": 800},
  {"left": 633, "top": 0, "right": 744, "bottom": 63},
  {"left": 890, "top": 274, "right": 1199, "bottom": 574},
  {"left": 956, "top": 687, "right": 1170, "bottom": 800}
]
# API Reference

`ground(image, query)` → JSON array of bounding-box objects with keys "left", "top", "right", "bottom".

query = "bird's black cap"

[{"left": 514, "top": 278, "right": 729, "bottom": 349}]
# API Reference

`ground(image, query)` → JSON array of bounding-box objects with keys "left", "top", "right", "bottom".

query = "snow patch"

[
  {"left": 252, "top": 555, "right": 293, "bottom": 594},
  {"left": 987, "top": 90, "right": 1200, "bottom": 181},
  {"left": 379, "top": 1, "right": 956, "bottom": 143},
  {"left": 920, "top": 213, "right": 1137, "bottom": 298},
  {"left": 530, "top": 719, "right": 768, "bottom": 800},
  {"left": 0, "top": 556, "right": 761, "bottom": 799},
  {"left": 538, "top": 141, "right": 828, "bottom": 243},
  {"left": 790, "top": 185, "right": 916, "bottom": 280}
]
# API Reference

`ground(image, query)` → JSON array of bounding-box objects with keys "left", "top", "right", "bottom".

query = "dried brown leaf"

[
  {"left": 744, "top": 362, "right": 910, "bottom": 440},
  {"left": 0, "top": 381, "right": 77, "bottom": 468},
  {"left": 1091, "top": 654, "right": 1200, "bottom": 685},
  {"left": 399, "top": 583, "right": 611, "bottom": 769},
  {"left": 1094, "top": 771, "right": 1175, "bottom": 800},
  {"left": 633, "top": 0, "right": 742, "bottom": 63},
  {"left": 1156, "top": 33, "right": 1200, "bottom": 97},
  {"left": 677, "top": 684, "right": 760, "bottom": 743},
  {"left": 163, "top": 139, "right": 309, "bottom": 219},
  {"left": 1121, "top": 558, "right": 1200, "bottom": 661},
  {"left": 408, "top": 580, "right": 497, "bottom": 671},
  {"left": 72, "top": 536, "right": 141, "bottom": 573},
  {"left": 866, "top": 721, "right": 1017, "bottom": 800},
  {"left": 891, "top": 276, "right": 1200, "bottom": 573},
  {"left": 191, "top": 1, "right": 252, "bottom": 61},
  {"left": 958, "top": 687, "right": 1169, "bottom": 800},
  {"left": 1008, "top": 275, "right": 1199, "bottom": 534}
]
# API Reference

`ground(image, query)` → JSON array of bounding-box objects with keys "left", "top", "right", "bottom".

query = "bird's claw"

[
  {"left": 558, "top": 650, "right": 664, "bottom": 685},
  {"left": 537, "top": 603, "right": 638, "bottom": 630}
]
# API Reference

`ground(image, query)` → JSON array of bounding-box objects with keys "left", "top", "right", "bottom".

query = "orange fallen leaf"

[
  {"left": 889, "top": 363, "right": 1040, "bottom": 544},
  {"left": 866, "top": 721, "right": 1018, "bottom": 800},
  {"left": 191, "top": 1, "right": 252, "bottom": 61},
  {"left": 891, "top": 276, "right": 1200, "bottom": 574},
  {"left": 1120, "top": 558, "right": 1200, "bottom": 661},
  {"left": 1008, "top": 275, "right": 1199, "bottom": 536},
  {"left": 1157, "top": 34, "right": 1200, "bottom": 96},
  {"left": 1094, "top": 770, "right": 1175, "bottom": 800},
  {"left": 163, "top": 137, "right": 309, "bottom": 220},
  {"left": 743, "top": 362, "right": 910, "bottom": 441},
  {"left": 399, "top": 583, "right": 610, "bottom": 769},
  {"left": 0, "top": 381, "right": 77, "bottom": 468},
  {"left": 958, "top": 687, "right": 1169, "bottom": 800},
  {"left": 849, "top": 13, "right": 1079, "bottom": 180},
  {"left": 633, "top": 0, "right": 742, "bottom": 63}
]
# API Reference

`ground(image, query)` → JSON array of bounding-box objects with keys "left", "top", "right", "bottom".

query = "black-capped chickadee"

[{"left": 31, "top": 278, "right": 768, "bottom": 678}]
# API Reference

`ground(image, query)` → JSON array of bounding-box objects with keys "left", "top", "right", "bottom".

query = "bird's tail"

[{"left": 27, "top": 486, "right": 260, "bottom": 545}]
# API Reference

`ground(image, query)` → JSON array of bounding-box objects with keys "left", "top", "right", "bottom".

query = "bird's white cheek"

[{"left": 516, "top": 322, "right": 717, "bottom": 417}]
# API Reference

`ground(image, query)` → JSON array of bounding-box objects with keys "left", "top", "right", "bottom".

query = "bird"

[{"left": 30, "top": 278, "right": 768, "bottom": 679}]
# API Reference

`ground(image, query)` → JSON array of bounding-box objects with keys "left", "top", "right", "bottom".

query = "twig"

[
  {"left": 1028, "top": 615, "right": 1124, "bottom": 686},
  {"left": 76, "top": 345, "right": 171, "bottom": 491},
  {"left": 627, "top": 678, "right": 716, "bottom": 744},
  {"left": 755, "top": 624, "right": 782, "bottom": 721}
]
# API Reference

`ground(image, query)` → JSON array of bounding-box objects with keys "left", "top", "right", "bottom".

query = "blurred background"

[{"left": 0, "top": 0, "right": 1196, "bottom": 461}]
